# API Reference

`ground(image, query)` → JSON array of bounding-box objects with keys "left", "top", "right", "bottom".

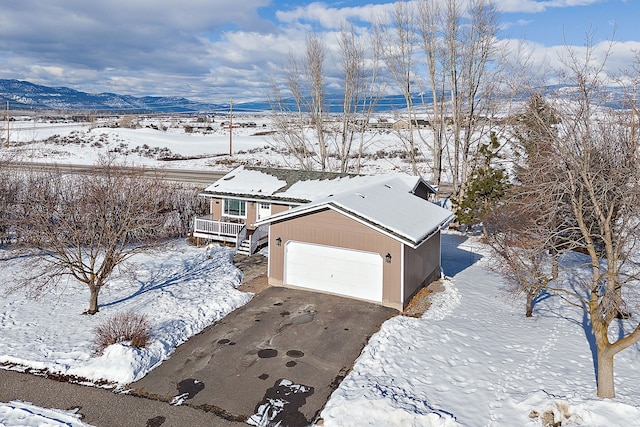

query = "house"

[
  {"left": 193, "top": 166, "right": 453, "bottom": 310},
  {"left": 392, "top": 119, "right": 410, "bottom": 130},
  {"left": 392, "top": 119, "right": 431, "bottom": 130},
  {"left": 413, "top": 119, "right": 431, "bottom": 129},
  {"left": 368, "top": 117, "right": 393, "bottom": 129},
  {"left": 193, "top": 166, "right": 370, "bottom": 254}
]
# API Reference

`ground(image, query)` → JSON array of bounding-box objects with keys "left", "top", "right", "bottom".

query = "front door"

[{"left": 257, "top": 202, "right": 271, "bottom": 220}]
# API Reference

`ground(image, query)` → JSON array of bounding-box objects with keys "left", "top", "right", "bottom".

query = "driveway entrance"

[{"left": 128, "top": 286, "right": 397, "bottom": 426}]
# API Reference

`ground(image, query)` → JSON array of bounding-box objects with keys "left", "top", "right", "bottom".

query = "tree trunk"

[
  {"left": 596, "top": 345, "right": 615, "bottom": 398},
  {"left": 591, "top": 295, "right": 616, "bottom": 398},
  {"left": 525, "top": 292, "right": 534, "bottom": 317},
  {"left": 551, "top": 251, "right": 559, "bottom": 280},
  {"left": 87, "top": 284, "right": 100, "bottom": 315}
]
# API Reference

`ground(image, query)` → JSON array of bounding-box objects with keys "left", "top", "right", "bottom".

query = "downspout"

[
  {"left": 400, "top": 243, "right": 405, "bottom": 309},
  {"left": 439, "top": 231, "right": 444, "bottom": 279},
  {"left": 267, "top": 225, "right": 271, "bottom": 279}
]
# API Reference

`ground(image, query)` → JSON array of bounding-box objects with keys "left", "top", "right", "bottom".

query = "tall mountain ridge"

[{"left": 0, "top": 79, "right": 228, "bottom": 113}]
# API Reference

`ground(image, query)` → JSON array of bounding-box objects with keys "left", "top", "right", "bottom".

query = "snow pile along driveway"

[
  {"left": 0, "top": 242, "right": 251, "bottom": 385},
  {"left": 321, "top": 232, "right": 640, "bottom": 426},
  {"left": 0, "top": 401, "right": 93, "bottom": 427}
]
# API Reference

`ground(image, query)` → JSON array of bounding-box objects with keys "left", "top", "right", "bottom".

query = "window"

[{"left": 223, "top": 199, "right": 246, "bottom": 217}]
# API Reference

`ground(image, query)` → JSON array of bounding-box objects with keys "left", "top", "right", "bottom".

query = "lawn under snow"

[
  {"left": 321, "top": 232, "right": 640, "bottom": 426},
  {"left": 2, "top": 233, "right": 640, "bottom": 426},
  {"left": 0, "top": 241, "right": 251, "bottom": 385}
]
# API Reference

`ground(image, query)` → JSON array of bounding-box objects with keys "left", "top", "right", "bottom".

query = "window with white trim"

[{"left": 223, "top": 198, "right": 246, "bottom": 217}]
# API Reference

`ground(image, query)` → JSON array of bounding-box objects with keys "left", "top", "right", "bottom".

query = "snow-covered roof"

[
  {"left": 254, "top": 176, "right": 453, "bottom": 248},
  {"left": 203, "top": 167, "right": 289, "bottom": 199},
  {"left": 201, "top": 165, "right": 435, "bottom": 203}
]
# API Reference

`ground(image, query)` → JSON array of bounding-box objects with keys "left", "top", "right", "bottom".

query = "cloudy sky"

[{"left": 0, "top": 0, "right": 637, "bottom": 103}]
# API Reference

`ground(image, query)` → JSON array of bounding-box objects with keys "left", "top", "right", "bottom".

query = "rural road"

[{"left": 3, "top": 162, "right": 226, "bottom": 186}]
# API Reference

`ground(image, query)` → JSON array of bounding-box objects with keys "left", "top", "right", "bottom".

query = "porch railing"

[
  {"left": 249, "top": 225, "right": 268, "bottom": 254},
  {"left": 236, "top": 225, "right": 248, "bottom": 251},
  {"left": 193, "top": 215, "right": 245, "bottom": 238}
]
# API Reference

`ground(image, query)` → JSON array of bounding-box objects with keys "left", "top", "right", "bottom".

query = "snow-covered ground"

[
  {"left": 3, "top": 115, "right": 428, "bottom": 175},
  {"left": 2, "top": 118, "right": 640, "bottom": 426},
  {"left": 321, "top": 233, "right": 640, "bottom": 426},
  {"left": 2, "top": 233, "right": 640, "bottom": 426},
  {"left": 0, "top": 241, "right": 250, "bottom": 385},
  {"left": 0, "top": 401, "right": 92, "bottom": 427}
]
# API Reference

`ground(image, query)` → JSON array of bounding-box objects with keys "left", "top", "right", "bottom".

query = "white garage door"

[{"left": 284, "top": 241, "right": 383, "bottom": 302}]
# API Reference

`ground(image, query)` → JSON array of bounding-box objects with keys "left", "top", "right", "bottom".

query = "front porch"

[
  {"left": 193, "top": 215, "right": 268, "bottom": 255},
  {"left": 193, "top": 215, "right": 244, "bottom": 243}
]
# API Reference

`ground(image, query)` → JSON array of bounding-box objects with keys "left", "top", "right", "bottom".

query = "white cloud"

[
  {"left": 276, "top": 2, "right": 394, "bottom": 29},
  {"left": 0, "top": 0, "right": 274, "bottom": 99},
  {"left": 495, "top": 0, "right": 606, "bottom": 13},
  {"left": 500, "top": 36, "right": 640, "bottom": 88},
  {"left": 0, "top": 0, "right": 636, "bottom": 103}
]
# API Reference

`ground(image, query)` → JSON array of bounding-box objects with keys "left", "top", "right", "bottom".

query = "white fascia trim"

[
  {"left": 255, "top": 201, "right": 453, "bottom": 249},
  {"left": 201, "top": 193, "right": 302, "bottom": 206},
  {"left": 259, "top": 202, "right": 420, "bottom": 247}
]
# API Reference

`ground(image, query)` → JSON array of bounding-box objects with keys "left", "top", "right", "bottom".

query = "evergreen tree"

[{"left": 454, "top": 132, "right": 509, "bottom": 239}]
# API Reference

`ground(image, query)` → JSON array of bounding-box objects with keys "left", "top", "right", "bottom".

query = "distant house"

[
  {"left": 194, "top": 166, "right": 453, "bottom": 310},
  {"left": 392, "top": 119, "right": 409, "bottom": 130},
  {"left": 392, "top": 119, "right": 431, "bottom": 130},
  {"left": 413, "top": 119, "right": 431, "bottom": 129},
  {"left": 369, "top": 118, "right": 393, "bottom": 129}
]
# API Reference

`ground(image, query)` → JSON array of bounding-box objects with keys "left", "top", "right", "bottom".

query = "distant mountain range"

[
  {"left": 0, "top": 79, "right": 421, "bottom": 114},
  {"left": 0, "top": 79, "right": 231, "bottom": 113},
  {"left": 0, "top": 79, "right": 632, "bottom": 115}
]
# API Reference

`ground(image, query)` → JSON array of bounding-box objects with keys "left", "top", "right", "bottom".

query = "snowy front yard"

[
  {"left": 0, "top": 241, "right": 251, "bottom": 385},
  {"left": 2, "top": 233, "right": 640, "bottom": 426},
  {"left": 320, "top": 233, "right": 640, "bottom": 426}
]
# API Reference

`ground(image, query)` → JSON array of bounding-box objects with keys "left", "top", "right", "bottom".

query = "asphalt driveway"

[{"left": 128, "top": 286, "right": 397, "bottom": 426}]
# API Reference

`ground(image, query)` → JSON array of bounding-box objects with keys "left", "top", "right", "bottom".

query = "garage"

[{"left": 284, "top": 241, "right": 384, "bottom": 303}]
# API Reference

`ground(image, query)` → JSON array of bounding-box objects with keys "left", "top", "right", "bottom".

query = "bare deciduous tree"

[
  {"left": 306, "top": 33, "right": 329, "bottom": 171},
  {"left": 441, "top": 0, "right": 501, "bottom": 201},
  {"left": 490, "top": 37, "right": 640, "bottom": 398},
  {"left": 487, "top": 208, "right": 556, "bottom": 318},
  {"left": 336, "top": 23, "right": 384, "bottom": 173},
  {"left": 268, "top": 35, "right": 329, "bottom": 171},
  {"left": 417, "top": 0, "right": 446, "bottom": 185},
  {"left": 376, "top": 0, "right": 420, "bottom": 175},
  {"left": 268, "top": 60, "right": 314, "bottom": 171},
  {"left": 269, "top": 27, "right": 384, "bottom": 173},
  {"left": 16, "top": 160, "right": 172, "bottom": 314}
]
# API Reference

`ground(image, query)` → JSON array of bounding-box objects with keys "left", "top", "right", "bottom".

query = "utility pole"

[
  {"left": 632, "top": 82, "right": 637, "bottom": 160},
  {"left": 229, "top": 96, "right": 233, "bottom": 156},
  {"left": 5, "top": 101, "right": 9, "bottom": 147}
]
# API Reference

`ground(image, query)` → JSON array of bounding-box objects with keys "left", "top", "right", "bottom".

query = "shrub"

[{"left": 94, "top": 311, "right": 152, "bottom": 352}]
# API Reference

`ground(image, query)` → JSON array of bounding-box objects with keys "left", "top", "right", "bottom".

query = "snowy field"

[
  {"left": 3, "top": 115, "right": 429, "bottom": 175},
  {"left": 2, "top": 118, "right": 640, "bottom": 426}
]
